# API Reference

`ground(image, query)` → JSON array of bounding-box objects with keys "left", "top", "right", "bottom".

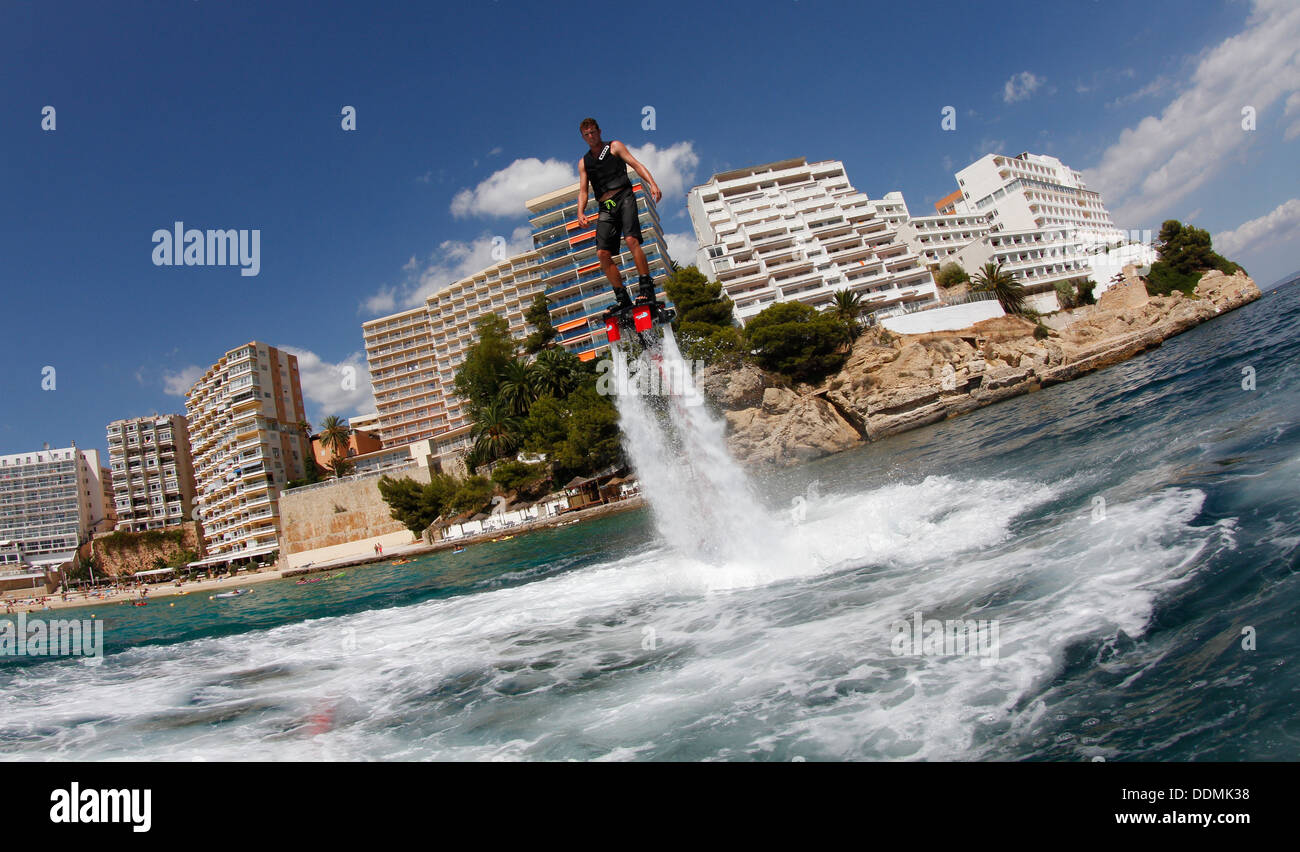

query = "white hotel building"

[
  {"left": 952, "top": 152, "right": 1125, "bottom": 244},
  {"left": 895, "top": 151, "right": 1156, "bottom": 312},
  {"left": 0, "top": 445, "right": 112, "bottom": 570},
  {"left": 686, "top": 158, "right": 938, "bottom": 322},
  {"left": 896, "top": 211, "right": 992, "bottom": 267}
]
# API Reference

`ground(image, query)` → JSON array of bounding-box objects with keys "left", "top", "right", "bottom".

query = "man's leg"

[
  {"left": 625, "top": 236, "right": 655, "bottom": 302},
  {"left": 626, "top": 236, "right": 650, "bottom": 278},
  {"left": 598, "top": 249, "right": 632, "bottom": 308}
]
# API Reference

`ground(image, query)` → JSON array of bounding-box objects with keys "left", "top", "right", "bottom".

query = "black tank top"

[{"left": 584, "top": 143, "right": 633, "bottom": 199}]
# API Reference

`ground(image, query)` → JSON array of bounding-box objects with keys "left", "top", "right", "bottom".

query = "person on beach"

[{"left": 575, "top": 118, "right": 663, "bottom": 309}]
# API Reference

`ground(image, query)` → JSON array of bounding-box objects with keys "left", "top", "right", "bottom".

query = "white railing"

[{"left": 281, "top": 461, "right": 418, "bottom": 496}]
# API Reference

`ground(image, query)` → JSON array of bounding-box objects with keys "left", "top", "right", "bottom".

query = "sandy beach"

[
  {"left": 2, "top": 497, "right": 646, "bottom": 615},
  {"left": 1, "top": 568, "right": 287, "bottom": 615}
]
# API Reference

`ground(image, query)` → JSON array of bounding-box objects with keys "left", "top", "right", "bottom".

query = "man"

[{"left": 576, "top": 117, "right": 663, "bottom": 310}]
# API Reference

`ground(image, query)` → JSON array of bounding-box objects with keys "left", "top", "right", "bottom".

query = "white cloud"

[
  {"left": 1284, "top": 91, "right": 1300, "bottom": 140},
  {"left": 275, "top": 346, "right": 375, "bottom": 426},
  {"left": 624, "top": 141, "right": 700, "bottom": 204},
  {"left": 1106, "top": 75, "right": 1173, "bottom": 108},
  {"left": 1086, "top": 0, "right": 1300, "bottom": 227},
  {"left": 363, "top": 288, "right": 399, "bottom": 317},
  {"left": 1214, "top": 197, "right": 1300, "bottom": 256},
  {"left": 973, "top": 138, "right": 1007, "bottom": 161},
  {"left": 1003, "top": 71, "right": 1044, "bottom": 103},
  {"left": 662, "top": 231, "right": 700, "bottom": 268},
  {"left": 449, "top": 141, "right": 700, "bottom": 218},
  {"left": 162, "top": 365, "right": 205, "bottom": 397},
  {"left": 450, "top": 157, "right": 577, "bottom": 218},
  {"left": 362, "top": 226, "right": 535, "bottom": 315}
]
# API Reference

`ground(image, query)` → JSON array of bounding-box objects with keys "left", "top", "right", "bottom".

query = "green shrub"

[
  {"left": 745, "top": 302, "right": 848, "bottom": 382},
  {"left": 450, "top": 476, "right": 495, "bottom": 516},
  {"left": 491, "top": 460, "right": 545, "bottom": 492},
  {"left": 1145, "top": 261, "right": 1201, "bottom": 296},
  {"left": 935, "top": 262, "right": 969, "bottom": 288},
  {"left": 1054, "top": 281, "right": 1077, "bottom": 310}
]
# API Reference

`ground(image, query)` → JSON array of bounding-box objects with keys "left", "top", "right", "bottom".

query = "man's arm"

[
  {"left": 611, "top": 141, "right": 662, "bottom": 204},
  {"left": 576, "top": 157, "right": 591, "bottom": 227}
]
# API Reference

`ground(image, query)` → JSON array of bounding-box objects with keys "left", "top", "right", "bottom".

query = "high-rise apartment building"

[
  {"left": 362, "top": 176, "right": 671, "bottom": 470},
  {"left": 362, "top": 251, "right": 547, "bottom": 461},
  {"left": 910, "top": 151, "right": 1156, "bottom": 310},
  {"left": 348, "top": 412, "right": 381, "bottom": 434},
  {"left": 952, "top": 152, "right": 1125, "bottom": 244},
  {"left": 686, "top": 158, "right": 938, "bottom": 322},
  {"left": 362, "top": 307, "right": 436, "bottom": 449},
  {"left": 0, "top": 445, "right": 110, "bottom": 569},
  {"left": 897, "top": 213, "right": 992, "bottom": 268},
  {"left": 525, "top": 179, "right": 671, "bottom": 360},
  {"left": 422, "top": 253, "right": 548, "bottom": 442},
  {"left": 106, "top": 414, "right": 197, "bottom": 532},
  {"left": 185, "top": 341, "right": 311, "bottom": 562}
]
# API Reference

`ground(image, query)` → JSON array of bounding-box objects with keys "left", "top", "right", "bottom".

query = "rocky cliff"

[
  {"left": 698, "top": 269, "right": 1261, "bottom": 467},
  {"left": 91, "top": 522, "right": 205, "bottom": 578}
]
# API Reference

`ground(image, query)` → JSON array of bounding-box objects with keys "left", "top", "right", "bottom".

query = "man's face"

[{"left": 582, "top": 125, "right": 603, "bottom": 148}]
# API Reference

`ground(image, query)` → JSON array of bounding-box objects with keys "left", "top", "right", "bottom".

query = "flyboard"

[
  {"left": 602, "top": 293, "right": 680, "bottom": 406},
  {"left": 601, "top": 295, "right": 675, "bottom": 352}
]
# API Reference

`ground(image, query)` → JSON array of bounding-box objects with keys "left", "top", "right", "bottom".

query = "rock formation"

[{"left": 701, "top": 268, "right": 1261, "bottom": 467}]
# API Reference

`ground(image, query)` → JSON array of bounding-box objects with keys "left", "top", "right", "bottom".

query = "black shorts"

[{"left": 596, "top": 187, "right": 642, "bottom": 254}]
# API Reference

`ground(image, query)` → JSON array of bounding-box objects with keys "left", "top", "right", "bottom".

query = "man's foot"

[
  {"left": 636, "top": 276, "right": 656, "bottom": 304},
  {"left": 612, "top": 286, "right": 633, "bottom": 310}
]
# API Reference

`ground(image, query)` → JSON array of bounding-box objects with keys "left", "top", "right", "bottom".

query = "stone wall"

[
  {"left": 278, "top": 466, "right": 434, "bottom": 567},
  {"left": 881, "top": 299, "right": 1005, "bottom": 335},
  {"left": 91, "top": 522, "right": 205, "bottom": 578}
]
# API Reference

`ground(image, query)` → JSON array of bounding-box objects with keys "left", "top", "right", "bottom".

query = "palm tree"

[
  {"left": 532, "top": 348, "right": 580, "bottom": 399},
  {"left": 831, "top": 289, "right": 863, "bottom": 322},
  {"left": 327, "top": 456, "right": 356, "bottom": 479},
  {"left": 472, "top": 398, "right": 523, "bottom": 462},
  {"left": 497, "top": 359, "right": 539, "bottom": 416},
  {"left": 971, "top": 262, "right": 1028, "bottom": 316},
  {"left": 317, "top": 415, "right": 352, "bottom": 473}
]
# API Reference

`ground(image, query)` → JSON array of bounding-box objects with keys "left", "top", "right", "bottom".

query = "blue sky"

[{"left": 3, "top": 0, "right": 1298, "bottom": 462}]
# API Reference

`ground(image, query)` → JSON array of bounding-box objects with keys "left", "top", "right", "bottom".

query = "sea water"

[{"left": 2, "top": 281, "right": 1297, "bottom": 761}]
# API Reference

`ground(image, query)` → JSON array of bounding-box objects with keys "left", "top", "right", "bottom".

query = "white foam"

[{"left": 0, "top": 463, "right": 1221, "bottom": 761}]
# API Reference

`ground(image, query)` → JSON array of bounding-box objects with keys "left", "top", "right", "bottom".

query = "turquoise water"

[
  {"left": 3, "top": 517, "right": 657, "bottom": 653},
  {"left": 2, "top": 281, "right": 1298, "bottom": 760}
]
